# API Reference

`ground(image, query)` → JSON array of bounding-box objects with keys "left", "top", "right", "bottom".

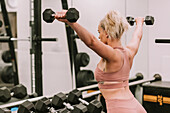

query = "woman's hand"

[
  {"left": 54, "top": 10, "right": 68, "bottom": 23},
  {"left": 135, "top": 17, "right": 144, "bottom": 26}
]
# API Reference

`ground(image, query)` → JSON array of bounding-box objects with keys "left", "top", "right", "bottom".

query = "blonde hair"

[{"left": 99, "top": 10, "right": 129, "bottom": 40}]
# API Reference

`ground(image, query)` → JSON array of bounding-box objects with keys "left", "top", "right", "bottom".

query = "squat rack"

[{"left": 30, "top": 0, "right": 57, "bottom": 96}]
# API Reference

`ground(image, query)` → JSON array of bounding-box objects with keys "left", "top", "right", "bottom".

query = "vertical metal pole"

[
  {"left": 33, "top": 0, "right": 43, "bottom": 96},
  {"left": 61, "top": 0, "right": 79, "bottom": 88},
  {"left": 30, "top": 0, "right": 35, "bottom": 93}
]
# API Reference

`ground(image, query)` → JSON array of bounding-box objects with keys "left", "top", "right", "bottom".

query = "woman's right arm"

[
  {"left": 67, "top": 22, "right": 96, "bottom": 48},
  {"left": 55, "top": 10, "right": 120, "bottom": 61},
  {"left": 126, "top": 17, "right": 144, "bottom": 59}
]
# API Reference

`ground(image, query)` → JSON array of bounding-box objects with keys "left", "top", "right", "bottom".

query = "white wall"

[
  {"left": 17, "top": 0, "right": 31, "bottom": 94},
  {"left": 125, "top": 0, "right": 149, "bottom": 103},
  {"left": 148, "top": 0, "right": 170, "bottom": 80},
  {"left": 126, "top": 0, "right": 149, "bottom": 78},
  {"left": 42, "top": 0, "right": 73, "bottom": 96}
]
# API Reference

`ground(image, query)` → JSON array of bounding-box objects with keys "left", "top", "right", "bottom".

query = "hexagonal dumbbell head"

[
  {"left": 11, "top": 84, "right": 27, "bottom": 99},
  {"left": 87, "top": 99, "right": 102, "bottom": 113},
  {"left": 58, "top": 108, "right": 70, "bottom": 113},
  {"left": 0, "top": 108, "right": 11, "bottom": 113},
  {"left": 35, "top": 97, "right": 51, "bottom": 112},
  {"left": 72, "top": 103, "right": 88, "bottom": 113},
  {"left": 68, "top": 89, "right": 82, "bottom": 105},
  {"left": 43, "top": 9, "right": 55, "bottom": 23},
  {"left": 145, "top": 16, "right": 154, "bottom": 25},
  {"left": 18, "top": 101, "right": 35, "bottom": 113},
  {"left": 66, "top": 8, "right": 79, "bottom": 23},
  {"left": 0, "top": 87, "right": 11, "bottom": 102},
  {"left": 52, "top": 92, "right": 67, "bottom": 109},
  {"left": 126, "top": 16, "right": 135, "bottom": 26}
]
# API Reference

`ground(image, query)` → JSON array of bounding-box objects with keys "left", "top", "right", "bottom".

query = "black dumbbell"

[
  {"left": 0, "top": 84, "right": 27, "bottom": 102},
  {"left": 18, "top": 100, "right": 35, "bottom": 113},
  {"left": 0, "top": 108, "right": 11, "bottom": 113},
  {"left": 52, "top": 92, "right": 88, "bottom": 113},
  {"left": 35, "top": 94, "right": 87, "bottom": 113},
  {"left": 68, "top": 89, "right": 102, "bottom": 113},
  {"left": 76, "top": 53, "right": 90, "bottom": 67},
  {"left": 1, "top": 65, "right": 14, "bottom": 84},
  {"left": 34, "top": 97, "right": 51, "bottom": 112},
  {"left": 126, "top": 16, "right": 155, "bottom": 26},
  {"left": 77, "top": 70, "right": 94, "bottom": 87},
  {"left": 52, "top": 92, "right": 74, "bottom": 110},
  {"left": 1, "top": 50, "right": 11, "bottom": 63},
  {"left": 43, "top": 8, "right": 79, "bottom": 23}
]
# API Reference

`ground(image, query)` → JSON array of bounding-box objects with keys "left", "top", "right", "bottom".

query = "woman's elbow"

[{"left": 87, "top": 36, "right": 98, "bottom": 48}]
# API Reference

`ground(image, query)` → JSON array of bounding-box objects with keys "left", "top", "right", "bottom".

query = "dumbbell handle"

[
  {"left": 34, "top": 106, "right": 67, "bottom": 113},
  {"left": 79, "top": 98, "right": 89, "bottom": 106},
  {"left": 51, "top": 13, "right": 66, "bottom": 20},
  {"left": 130, "top": 19, "right": 147, "bottom": 23},
  {"left": 10, "top": 92, "right": 14, "bottom": 97},
  {"left": 63, "top": 102, "right": 74, "bottom": 110},
  {"left": 46, "top": 107, "right": 56, "bottom": 113},
  {"left": 51, "top": 14, "right": 55, "bottom": 17},
  {"left": 43, "top": 8, "right": 79, "bottom": 23}
]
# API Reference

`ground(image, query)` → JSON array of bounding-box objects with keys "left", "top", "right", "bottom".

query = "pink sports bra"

[{"left": 94, "top": 47, "right": 130, "bottom": 89}]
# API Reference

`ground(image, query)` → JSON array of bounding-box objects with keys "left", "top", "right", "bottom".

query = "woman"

[{"left": 55, "top": 10, "right": 147, "bottom": 113}]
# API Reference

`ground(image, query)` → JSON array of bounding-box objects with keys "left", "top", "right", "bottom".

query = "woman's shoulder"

[
  {"left": 124, "top": 47, "right": 134, "bottom": 67},
  {"left": 124, "top": 47, "right": 132, "bottom": 58}
]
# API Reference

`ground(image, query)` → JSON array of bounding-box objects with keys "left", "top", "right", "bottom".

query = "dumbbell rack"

[
  {"left": 0, "top": 89, "right": 101, "bottom": 111},
  {"left": 0, "top": 74, "right": 161, "bottom": 112}
]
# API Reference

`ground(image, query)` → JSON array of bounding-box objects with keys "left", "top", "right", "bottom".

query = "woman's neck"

[{"left": 107, "top": 39, "right": 122, "bottom": 48}]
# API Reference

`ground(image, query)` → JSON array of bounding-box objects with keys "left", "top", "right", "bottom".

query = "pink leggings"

[{"left": 105, "top": 97, "right": 147, "bottom": 113}]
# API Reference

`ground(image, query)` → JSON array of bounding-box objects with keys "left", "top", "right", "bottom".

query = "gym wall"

[
  {"left": 125, "top": 0, "right": 149, "bottom": 78},
  {"left": 17, "top": 0, "right": 31, "bottom": 94},
  {"left": 148, "top": 0, "right": 170, "bottom": 81},
  {"left": 126, "top": 0, "right": 148, "bottom": 103}
]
